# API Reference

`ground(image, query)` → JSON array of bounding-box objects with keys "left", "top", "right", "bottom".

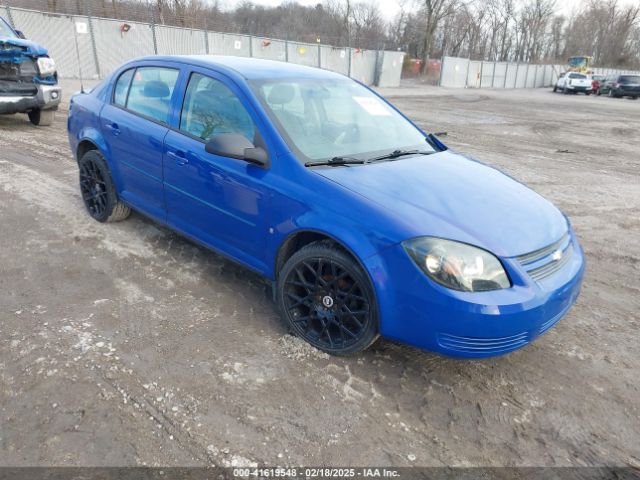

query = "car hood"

[
  {"left": 314, "top": 150, "right": 567, "bottom": 257},
  {"left": 0, "top": 37, "right": 48, "bottom": 61}
]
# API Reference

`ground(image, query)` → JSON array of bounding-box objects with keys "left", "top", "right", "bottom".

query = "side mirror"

[
  {"left": 15, "top": 30, "right": 26, "bottom": 39},
  {"left": 205, "top": 133, "right": 269, "bottom": 168}
]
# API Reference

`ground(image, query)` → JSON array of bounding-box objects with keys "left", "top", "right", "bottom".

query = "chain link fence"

[
  {"left": 439, "top": 56, "right": 640, "bottom": 89},
  {"left": 1, "top": 4, "right": 405, "bottom": 87}
]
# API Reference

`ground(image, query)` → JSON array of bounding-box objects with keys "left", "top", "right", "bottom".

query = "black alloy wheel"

[
  {"left": 278, "top": 242, "right": 379, "bottom": 355},
  {"left": 78, "top": 150, "right": 130, "bottom": 223}
]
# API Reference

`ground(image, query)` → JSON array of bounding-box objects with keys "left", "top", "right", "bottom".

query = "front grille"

[
  {"left": 516, "top": 233, "right": 569, "bottom": 265},
  {"left": 437, "top": 331, "right": 529, "bottom": 355},
  {"left": 0, "top": 58, "right": 38, "bottom": 97},
  {"left": 528, "top": 244, "right": 573, "bottom": 281},
  {"left": 516, "top": 233, "right": 573, "bottom": 282}
]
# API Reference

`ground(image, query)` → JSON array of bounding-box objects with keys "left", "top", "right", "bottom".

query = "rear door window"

[
  {"left": 619, "top": 75, "right": 640, "bottom": 84},
  {"left": 113, "top": 69, "right": 134, "bottom": 107},
  {"left": 124, "top": 67, "right": 179, "bottom": 124}
]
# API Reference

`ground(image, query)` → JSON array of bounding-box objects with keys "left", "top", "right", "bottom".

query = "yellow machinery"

[{"left": 567, "top": 56, "right": 593, "bottom": 73}]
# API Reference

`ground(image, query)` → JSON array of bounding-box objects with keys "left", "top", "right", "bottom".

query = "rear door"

[
  {"left": 163, "top": 68, "right": 271, "bottom": 273},
  {"left": 99, "top": 65, "right": 180, "bottom": 221}
]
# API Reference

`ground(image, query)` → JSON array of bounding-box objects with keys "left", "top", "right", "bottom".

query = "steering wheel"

[{"left": 333, "top": 123, "right": 360, "bottom": 145}]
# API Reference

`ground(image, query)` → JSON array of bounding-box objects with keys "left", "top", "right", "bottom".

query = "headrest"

[
  {"left": 143, "top": 80, "right": 170, "bottom": 98},
  {"left": 191, "top": 90, "right": 224, "bottom": 111},
  {"left": 267, "top": 84, "right": 295, "bottom": 105}
]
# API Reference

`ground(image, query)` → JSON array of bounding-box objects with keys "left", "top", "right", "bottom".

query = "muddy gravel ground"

[{"left": 0, "top": 81, "right": 639, "bottom": 468}]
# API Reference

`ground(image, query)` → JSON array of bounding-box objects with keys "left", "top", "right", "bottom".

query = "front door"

[{"left": 163, "top": 70, "right": 271, "bottom": 273}]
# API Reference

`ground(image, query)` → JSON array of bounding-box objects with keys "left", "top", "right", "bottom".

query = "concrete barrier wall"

[
  {"left": 2, "top": 4, "right": 404, "bottom": 86},
  {"left": 440, "top": 55, "right": 640, "bottom": 88}
]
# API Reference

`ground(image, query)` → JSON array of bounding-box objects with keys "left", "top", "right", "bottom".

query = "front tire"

[
  {"left": 277, "top": 242, "right": 379, "bottom": 355},
  {"left": 553, "top": 85, "right": 557, "bottom": 93},
  {"left": 78, "top": 150, "right": 131, "bottom": 223},
  {"left": 28, "top": 109, "right": 54, "bottom": 126}
]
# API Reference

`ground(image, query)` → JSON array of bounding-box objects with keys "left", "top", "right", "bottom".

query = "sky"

[{"left": 221, "top": 0, "right": 638, "bottom": 18}]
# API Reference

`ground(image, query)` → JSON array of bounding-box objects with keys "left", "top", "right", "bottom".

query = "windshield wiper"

[
  {"left": 305, "top": 156, "right": 366, "bottom": 167},
  {"left": 368, "top": 149, "right": 434, "bottom": 163}
]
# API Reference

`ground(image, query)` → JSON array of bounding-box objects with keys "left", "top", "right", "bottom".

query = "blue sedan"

[{"left": 67, "top": 56, "right": 584, "bottom": 357}]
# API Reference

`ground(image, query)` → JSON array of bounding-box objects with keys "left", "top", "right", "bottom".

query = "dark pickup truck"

[{"left": 1, "top": 16, "right": 61, "bottom": 125}]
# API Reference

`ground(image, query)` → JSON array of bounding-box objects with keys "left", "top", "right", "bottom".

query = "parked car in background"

[
  {"left": 598, "top": 74, "right": 640, "bottom": 99},
  {"left": 590, "top": 74, "right": 605, "bottom": 95},
  {"left": 0, "top": 16, "right": 61, "bottom": 125},
  {"left": 554, "top": 72, "right": 592, "bottom": 94},
  {"left": 67, "top": 55, "right": 584, "bottom": 358}
]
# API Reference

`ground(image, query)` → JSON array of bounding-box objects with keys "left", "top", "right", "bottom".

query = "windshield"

[
  {"left": 569, "top": 73, "right": 586, "bottom": 79},
  {"left": 250, "top": 78, "right": 432, "bottom": 161},
  {"left": 568, "top": 57, "right": 588, "bottom": 68},
  {"left": 620, "top": 75, "right": 640, "bottom": 84},
  {"left": 0, "top": 18, "right": 17, "bottom": 39}
]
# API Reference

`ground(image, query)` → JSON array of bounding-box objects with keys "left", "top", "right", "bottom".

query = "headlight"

[
  {"left": 403, "top": 237, "right": 511, "bottom": 292},
  {"left": 36, "top": 57, "right": 56, "bottom": 77}
]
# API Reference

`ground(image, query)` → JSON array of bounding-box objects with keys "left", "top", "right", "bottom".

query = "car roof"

[{"left": 135, "top": 55, "right": 348, "bottom": 81}]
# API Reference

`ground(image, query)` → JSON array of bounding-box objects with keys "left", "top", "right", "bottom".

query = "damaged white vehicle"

[{"left": 0, "top": 16, "right": 61, "bottom": 125}]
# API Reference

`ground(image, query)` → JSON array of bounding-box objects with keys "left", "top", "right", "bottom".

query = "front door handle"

[
  {"left": 168, "top": 150, "right": 188, "bottom": 166},
  {"left": 105, "top": 122, "right": 121, "bottom": 136}
]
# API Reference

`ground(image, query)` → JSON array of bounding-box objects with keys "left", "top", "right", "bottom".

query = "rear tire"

[
  {"left": 277, "top": 242, "right": 379, "bottom": 355},
  {"left": 78, "top": 150, "right": 131, "bottom": 223},
  {"left": 28, "top": 109, "right": 54, "bottom": 126}
]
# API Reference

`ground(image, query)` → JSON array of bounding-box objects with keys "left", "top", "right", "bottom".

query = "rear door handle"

[
  {"left": 105, "top": 122, "right": 121, "bottom": 136},
  {"left": 168, "top": 150, "right": 188, "bottom": 166}
]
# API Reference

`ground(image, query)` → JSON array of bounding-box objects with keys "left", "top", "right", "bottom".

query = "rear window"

[
  {"left": 619, "top": 75, "right": 640, "bottom": 84},
  {"left": 569, "top": 73, "right": 586, "bottom": 79}
]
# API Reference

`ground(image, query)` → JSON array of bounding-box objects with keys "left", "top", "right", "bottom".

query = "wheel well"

[
  {"left": 76, "top": 140, "right": 98, "bottom": 162},
  {"left": 275, "top": 231, "right": 354, "bottom": 277}
]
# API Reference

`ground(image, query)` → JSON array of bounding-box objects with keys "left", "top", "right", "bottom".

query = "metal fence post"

[
  {"left": 204, "top": 30, "right": 209, "bottom": 54},
  {"left": 492, "top": 61, "right": 497, "bottom": 87},
  {"left": 441, "top": 56, "right": 448, "bottom": 87},
  {"left": 317, "top": 40, "right": 321, "bottom": 69},
  {"left": 348, "top": 48, "right": 352, "bottom": 77},
  {"left": 4, "top": 4, "right": 16, "bottom": 28},
  {"left": 374, "top": 46, "right": 384, "bottom": 86},
  {"left": 285, "top": 32, "right": 289, "bottom": 63},
  {"left": 463, "top": 56, "right": 470, "bottom": 88},
  {"left": 249, "top": 33, "right": 253, "bottom": 57},
  {"left": 150, "top": 8, "right": 158, "bottom": 54},
  {"left": 85, "top": 3, "right": 101, "bottom": 78}
]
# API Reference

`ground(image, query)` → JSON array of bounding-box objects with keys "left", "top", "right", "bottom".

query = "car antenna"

[{"left": 72, "top": 22, "right": 85, "bottom": 93}]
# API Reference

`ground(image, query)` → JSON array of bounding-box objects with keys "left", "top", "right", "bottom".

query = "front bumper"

[
  {"left": 0, "top": 84, "right": 62, "bottom": 114},
  {"left": 567, "top": 85, "right": 591, "bottom": 92},
  {"left": 365, "top": 230, "right": 585, "bottom": 358}
]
